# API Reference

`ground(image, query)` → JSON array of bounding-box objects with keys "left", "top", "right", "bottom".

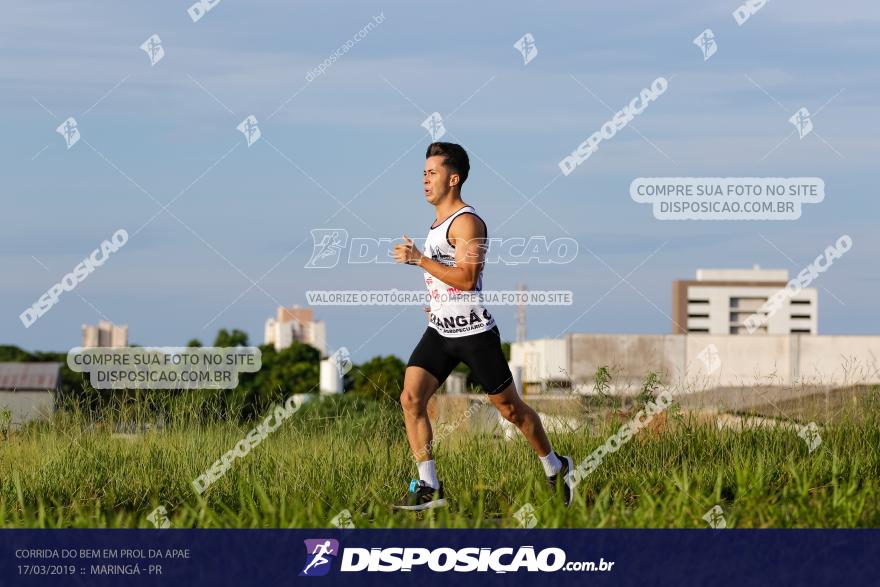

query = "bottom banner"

[{"left": 1, "top": 529, "right": 876, "bottom": 586}]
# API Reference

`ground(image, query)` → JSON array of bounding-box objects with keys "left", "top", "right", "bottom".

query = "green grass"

[{"left": 1, "top": 393, "right": 878, "bottom": 528}]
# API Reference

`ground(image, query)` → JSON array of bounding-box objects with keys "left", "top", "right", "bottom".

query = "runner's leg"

[
  {"left": 400, "top": 365, "right": 441, "bottom": 462},
  {"left": 487, "top": 382, "right": 552, "bottom": 456}
]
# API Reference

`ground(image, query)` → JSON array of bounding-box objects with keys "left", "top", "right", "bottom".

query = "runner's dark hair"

[{"left": 426, "top": 142, "right": 470, "bottom": 185}]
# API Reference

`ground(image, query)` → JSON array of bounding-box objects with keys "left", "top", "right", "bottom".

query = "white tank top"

[{"left": 423, "top": 205, "right": 496, "bottom": 337}]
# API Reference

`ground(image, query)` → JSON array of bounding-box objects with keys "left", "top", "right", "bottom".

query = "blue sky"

[{"left": 3, "top": 0, "right": 879, "bottom": 362}]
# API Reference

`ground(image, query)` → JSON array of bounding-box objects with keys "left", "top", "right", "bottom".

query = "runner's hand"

[{"left": 393, "top": 234, "right": 423, "bottom": 265}]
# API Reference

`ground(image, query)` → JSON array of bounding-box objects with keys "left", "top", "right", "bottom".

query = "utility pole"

[{"left": 516, "top": 282, "right": 527, "bottom": 342}]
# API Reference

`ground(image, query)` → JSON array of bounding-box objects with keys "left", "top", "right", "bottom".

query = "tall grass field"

[{"left": 1, "top": 389, "right": 878, "bottom": 528}]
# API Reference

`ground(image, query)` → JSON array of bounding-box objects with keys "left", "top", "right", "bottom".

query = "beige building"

[
  {"left": 672, "top": 266, "right": 817, "bottom": 335},
  {"left": 264, "top": 305, "right": 327, "bottom": 356},
  {"left": 82, "top": 320, "right": 128, "bottom": 347}
]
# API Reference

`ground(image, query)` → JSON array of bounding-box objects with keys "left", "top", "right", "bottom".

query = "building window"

[
  {"left": 729, "top": 297, "right": 767, "bottom": 310},
  {"left": 730, "top": 311, "right": 764, "bottom": 323},
  {"left": 730, "top": 325, "right": 766, "bottom": 334}
]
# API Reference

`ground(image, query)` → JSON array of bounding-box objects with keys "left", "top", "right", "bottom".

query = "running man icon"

[{"left": 299, "top": 539, "right": 339, "bottom": 577}]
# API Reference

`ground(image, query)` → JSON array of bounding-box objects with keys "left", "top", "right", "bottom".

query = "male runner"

[{"left": 391, "top": 141, "right": 575, "bottom": 511}]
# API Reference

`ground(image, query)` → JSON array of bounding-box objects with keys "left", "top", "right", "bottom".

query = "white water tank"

[
  {"left": 445, "top": 372, "right": 467, "bottom": 394},
  {"left": 320, "top": 358, "right": 343, "bottom": 394}
]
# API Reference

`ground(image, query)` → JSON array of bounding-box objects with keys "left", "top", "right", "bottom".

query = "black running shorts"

[{"left": 406, "top": 325, "right": 513, "bottom": 394}]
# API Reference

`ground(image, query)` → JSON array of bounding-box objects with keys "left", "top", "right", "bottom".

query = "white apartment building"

[
  {"left": 82, "top": 320, "right": 128, "bottom": 347},
  {"left": 264, "top": 305, "right": 327, "bottom": 356}
]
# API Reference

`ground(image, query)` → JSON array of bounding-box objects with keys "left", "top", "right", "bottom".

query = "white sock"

[
  {"left": 539, "top": 450, "right": 563, "bottom": 477},
  {"left": 417, "top": 459, "right": 439, "bottom": 489}
]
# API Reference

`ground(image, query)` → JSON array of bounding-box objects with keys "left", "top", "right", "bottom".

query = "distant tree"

[
  {"left": 186, "top": 338, "right": 203, "bottom": 347},
  {"left": 213, "top": 328, "right": 249, "bottom": 347},
  {"left": 349, "top": 355, "right": 406, "bottom": 401},
  {"left": 0, "top": 345, "right": 33, "bottom": 362},
  {"left": 501, "top": 341, "right": 511, "bottom": 362},
  {"left": 234, "top": 342, "right": 321, "bottom": 420}
]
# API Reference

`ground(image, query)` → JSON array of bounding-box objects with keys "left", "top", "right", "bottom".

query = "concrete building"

[
  {"left": 264, "top": 305, "right": 327, "bottom": 356},
  {"left": 672, "top": 266, "right": 817, "bottom": 335},
  {"left": 510, "top": 338, "right": 569, "bottom": 388},
  {"left": 82, "top": 320, "right": 128, "bottom": 347},
  {"left": 0, "top": 362, "right": 60, "bottom": 427},
  {"left": 510, "top": 334, "right": 880, "bottom": 395}
]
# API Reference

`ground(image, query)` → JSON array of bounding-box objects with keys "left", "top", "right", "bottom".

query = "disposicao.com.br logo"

[{"left": 300, "top": 540, "right": 614, "bottom": 574}]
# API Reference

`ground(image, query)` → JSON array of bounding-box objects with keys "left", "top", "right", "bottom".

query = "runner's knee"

[
  {"left": 400, "top": 388, "right": 428, "bottom": 414},
  {"left": 496, "top": 400, "right": 524, "bottom": 425}
]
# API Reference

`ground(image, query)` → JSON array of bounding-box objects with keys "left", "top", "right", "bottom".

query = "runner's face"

[{"left": 424, "top": 156, "right": 456, "bottom": 204}]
